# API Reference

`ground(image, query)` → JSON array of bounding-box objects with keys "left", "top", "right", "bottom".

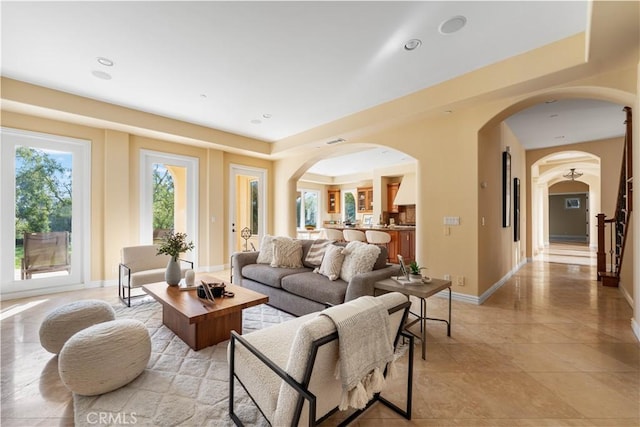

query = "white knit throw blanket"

[{"left": 321, "top": 296, "right": 394, "bottom": 410}]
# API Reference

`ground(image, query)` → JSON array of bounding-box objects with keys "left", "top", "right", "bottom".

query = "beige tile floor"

[{"left": 1, "top": 259, "right": 638, "bottom": 426}]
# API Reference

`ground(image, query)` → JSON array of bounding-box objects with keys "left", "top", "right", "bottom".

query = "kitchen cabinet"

[
  {"left": 387, "top": 183, "right": 400, "bottom": 213},
  {"left": 386, "top": 229, "right": 415, "bottom": 264},
  {"left": 327, "top": 189, "right": 340, "bottom": 213},
  {"left": 357, "top": 187, "right": 373, "bottom": 213},
  {"left": 398, "top": 230, "right": 415, "bottom": 264}
]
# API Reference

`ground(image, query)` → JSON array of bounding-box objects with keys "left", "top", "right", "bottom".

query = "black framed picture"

[
  {"left": 565, "top": 197, "right": 580, "bottom": 209},
  {"left": 513, "top": 177, "right": 520, "bottom": 241},
  {"left": 502, "top": 151, "right": 511, "bottom": 227}
]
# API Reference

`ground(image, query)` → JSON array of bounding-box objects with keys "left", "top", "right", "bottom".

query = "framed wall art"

[
  {"left": 513, "top": 177, "right": 520, "bottom": 241},
  {"left": 565, "top": 197, "right": 580, "bottom": 209},
  {"left": 502, "top": 151, "right": 511, "bottom": 227}
]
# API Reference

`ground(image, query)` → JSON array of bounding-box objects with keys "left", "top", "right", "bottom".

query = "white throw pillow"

[
  {"left": 340, "top": 241, "right": 381, "bottom": 282},
  {"left": 270, "top": 237, "right": 303, "bottom": 268},
  {"left": 256, "top": 235, "right": 275, "bottom": 264},
  {"left": 315, "top": 244, "right": 345, "bottom": 281}
]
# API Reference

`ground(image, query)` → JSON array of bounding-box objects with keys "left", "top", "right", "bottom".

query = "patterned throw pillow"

[
  {"left": 315, "top": 244, "right": 345, "bottom": 281},
  {"left": 304, "top": 239, "right": 332, "bottom": 267},
  {"left": 270, "top": 237, "right": 303, "bottom": 268},
  {"left": 256, "top": 235, "right": 275, "bottom": 264},
  {"left": 339, "top": 241, "right": 381, "bottom": 282}
]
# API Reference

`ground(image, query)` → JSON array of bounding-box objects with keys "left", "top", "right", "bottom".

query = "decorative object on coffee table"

[
  {"left": 185, "top": 269, "right": 195, "bottom": 286},
  {"left": 142, "top": 279, "right": 267, "bottom": 350},
  {"left": 156, "top": 231, "right": 194, "bottom": 286}
]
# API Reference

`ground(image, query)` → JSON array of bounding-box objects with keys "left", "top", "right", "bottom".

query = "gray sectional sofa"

[{"left": 231, "top": 239, "right": 399, "bottom": 316}]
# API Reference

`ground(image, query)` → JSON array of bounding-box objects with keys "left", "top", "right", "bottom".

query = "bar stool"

[
  {"left": 365, "top": 230, "right": 391, "bottom": 245},
  {"left": 322, "top": 228, "right": 344, "bottom": 241},
  {"left": 343, "top": 229, "right": 366, "bottom": 242}
]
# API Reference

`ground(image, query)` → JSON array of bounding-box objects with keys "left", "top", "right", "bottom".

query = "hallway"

[{"left": 535, "top": 242, "right": 597, "bottom": 267}]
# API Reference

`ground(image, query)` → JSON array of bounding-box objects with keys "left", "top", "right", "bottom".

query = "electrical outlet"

[
  {"left": 456, "top": 276, "right": 465, "bottom": 286},
  {"left": 444, "top": 274, "right": 451, "bottom": 281}
]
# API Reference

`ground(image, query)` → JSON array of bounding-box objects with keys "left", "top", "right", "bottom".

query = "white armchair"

[
  {"left": 118, "top": 245, "right": 193, "bottom": 306},
  {"left": 228, "top": 292, "right": 414, "bottom": 426}
]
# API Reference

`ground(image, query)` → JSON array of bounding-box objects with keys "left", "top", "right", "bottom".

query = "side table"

[{"left": 374, "top": 277, "right": 452, "bottom": 359}]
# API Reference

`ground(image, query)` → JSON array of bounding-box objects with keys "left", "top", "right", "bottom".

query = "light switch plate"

[{"left": 443, "top": 216, "right": 460, "bottom": 225}]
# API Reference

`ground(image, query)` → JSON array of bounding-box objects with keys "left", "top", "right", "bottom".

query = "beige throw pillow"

[
  {"left": 315, "top": 244, "right": 345, "bottom": 281},
  {"left": 340, "top": 241, "right": 381, "bottom": 282},
  {"left": 270, "top": 237, "right": 303, "bottom": 268},
  {"left": 304, "top": 239, "right": 332, "bottom": 267},
  {"left": 256, "top": 235, "right": 275, "bottom": 264}
]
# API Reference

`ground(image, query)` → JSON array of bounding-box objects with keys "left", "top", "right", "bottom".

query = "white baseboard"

[
  {"left": 477, "top": 258, "right": 528, "bottom": 305},
  {"left": 619, "top": 284, "right": 634, "bottom": 308},
  {"left": 197, "top": 264, "right": 227, "bottom": 273},
  {"left": 632, "top": 318, "right": 640, "bottom": 342},
  {"left": 0, "top": 283, "right": 85, "bottom": 301},
  {"left": 432, "top": 258, "right": 529, "bottom": 305}
]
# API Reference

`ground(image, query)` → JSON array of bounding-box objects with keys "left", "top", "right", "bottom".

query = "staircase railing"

[{"left": 597, "top": 106, "right": 632, "bottom": 286}]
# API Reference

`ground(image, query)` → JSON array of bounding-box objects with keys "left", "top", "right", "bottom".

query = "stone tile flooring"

[{"left": 1, "top": 262, "right": 638, "bottom": 426}]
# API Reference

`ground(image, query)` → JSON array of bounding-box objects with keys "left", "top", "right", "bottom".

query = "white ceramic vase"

[{"left": 165, "top": 257, "right": 181, "bottom": 286}]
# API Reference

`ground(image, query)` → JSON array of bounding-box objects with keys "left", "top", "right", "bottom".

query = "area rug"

[{"left": 73, "top": 300, "right": 295, "bottom": 426}]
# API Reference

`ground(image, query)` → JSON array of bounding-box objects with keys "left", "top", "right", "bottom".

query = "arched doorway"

[
  {"left": 530, "top": 151, "right": 600, "bottom": 265},
  {"left": 477, "top": 91, "right": 631, "bottom": 300}
]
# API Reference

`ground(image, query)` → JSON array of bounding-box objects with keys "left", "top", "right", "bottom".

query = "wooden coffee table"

[{"left": 142, "top": 280, "right": 268, "bottom": 351}]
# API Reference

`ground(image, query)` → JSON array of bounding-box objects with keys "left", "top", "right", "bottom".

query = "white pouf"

[
  {"left": 39, "top": 299, "right": 116, "bottom": 354},
  {"left": 59, "top": 319, "right": 151, "bottom": 396}
]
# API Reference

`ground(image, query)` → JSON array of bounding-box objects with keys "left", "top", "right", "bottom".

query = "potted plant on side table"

[
  {"left": 409, "top": 261, "right": 432, "bottom": 283},
  {"left": 157, "top": 231, "right": 194, "bottom": 286}
]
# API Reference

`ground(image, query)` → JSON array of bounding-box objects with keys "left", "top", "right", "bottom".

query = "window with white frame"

[{"left": 296, "top": 189, "right": 319, "bottom": 229}]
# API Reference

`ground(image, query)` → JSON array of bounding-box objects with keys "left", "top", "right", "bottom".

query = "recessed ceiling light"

[
  {"left": 262, "top": 113, "right": 272, "bottom": 119},
  {"left": 91, "top": 70, "right": 112, "bottom": 80},
  {"left": 404, "top": 39, "right": 422, "bottom": 51},
  {"left": 97, "top": 57, "right": 114, "bottom": 67},
  {"left": 250, "top": 119, "right": 262, "bottom": 125},
  {"left": 439, "top": 16, "right": 467, "bottom": 35}
]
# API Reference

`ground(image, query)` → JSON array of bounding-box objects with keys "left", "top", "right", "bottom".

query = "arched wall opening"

[
  {"left": 530, "top": 151, "right": 601, "bottom": 254},
  {"left": 281, "top": 142, "right": 418, "bottom": 252},
  {"left": 477, "top": 86, "right": 633, "bottom": 300}
]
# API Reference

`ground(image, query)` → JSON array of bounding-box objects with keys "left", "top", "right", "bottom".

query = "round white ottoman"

[
  {"left": 39, "top": 299, "right": 116, "bottom": 354},
  {"left": 58, "top": 319, "right": 151, "bottom": 396}
]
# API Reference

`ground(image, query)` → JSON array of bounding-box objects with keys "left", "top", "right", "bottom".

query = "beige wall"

[
  {"left": 1, "top": 2, "right": 637, "bottom": 314},
  {"left": 1, "top": 111, "right": 273, "bottom": 284},
  {"left": 476, "top": 122, "right": 527, "bottom": 296}
]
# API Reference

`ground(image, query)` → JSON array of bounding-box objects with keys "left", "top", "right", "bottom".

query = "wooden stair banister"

[{"left": 596, "top": 106, "right": 632, "bottom": 287}]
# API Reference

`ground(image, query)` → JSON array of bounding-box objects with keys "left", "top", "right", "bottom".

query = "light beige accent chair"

[
  {"left": 321, "top": 228, "right": 344, "bottom": 242},
  {"left": 118, "top": 245, "right": 193, "bottom": 306},
  {"left": 342, "top": 229, "right": 366, "bottom": 242},
  {"left": 229, "top": 292, "right": 414, "bottom": 426}
]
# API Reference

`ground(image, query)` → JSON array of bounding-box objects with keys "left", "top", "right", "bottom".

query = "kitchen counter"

[
  {"left": 324, "top": 225, "right": 415, "bottom": 231},
  {"left": 323, "top": 225, "right": 415, "bottom": 263}
]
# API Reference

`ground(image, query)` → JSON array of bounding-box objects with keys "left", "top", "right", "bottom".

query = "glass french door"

[
  {"left": 229, "top": 165, "right": 266, "bottom": 254},
  {"left": 140, "top": 150, "right": 198, "bottom": 264},
  {"left": 1, "top": 128, "right": 90, "bottom": 297}
]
